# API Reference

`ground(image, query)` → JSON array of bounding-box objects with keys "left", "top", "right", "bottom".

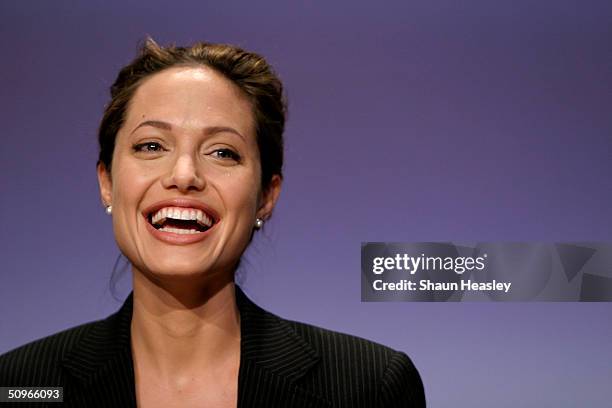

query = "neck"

[{"left": 130, "top": 269, "right": 241, "bottom": 382}]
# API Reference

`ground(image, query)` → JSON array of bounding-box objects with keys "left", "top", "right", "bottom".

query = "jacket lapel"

[
  {"left": 236, "top": 287, "right": 331, "bottom": 407},
  {"left": 61, "top": 293, "right": 136, "bottom": 407},
  {"left": 61, "top": 287, "right": 330, "bottom": 407}
]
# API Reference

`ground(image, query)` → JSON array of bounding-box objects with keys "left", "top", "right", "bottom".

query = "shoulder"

[
  {"left": 0, "top": 319, "right": 102, "bottom": 386},
  {"left": 283, "top": 317, "right": 426, "bottom": 407}
]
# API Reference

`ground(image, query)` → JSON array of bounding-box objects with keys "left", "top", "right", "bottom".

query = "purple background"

[{"left": 1, "top": 1, "right": 611, "bottom": 406}]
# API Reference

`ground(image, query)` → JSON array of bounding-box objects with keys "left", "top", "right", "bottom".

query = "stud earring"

[
  {"left": 254, "top": 218, "right": 264, "bottom": 230},
  {"left": 105, "top": 205, "right": 112, "bottom": 215}
]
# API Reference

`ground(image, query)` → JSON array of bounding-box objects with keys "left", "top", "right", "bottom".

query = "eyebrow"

[{"left": 130, "top": 120, "right": 246, "bottom": 141}]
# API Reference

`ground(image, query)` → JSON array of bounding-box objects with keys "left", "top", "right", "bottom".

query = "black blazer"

[{"left": 0, "top": 286, "right": 425, "bottom": 407}]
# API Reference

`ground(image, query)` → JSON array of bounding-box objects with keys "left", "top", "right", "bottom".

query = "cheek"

[
  {"left": 110, "top": 160, "right": 158, "bottom": 240},
  {"left": 111, "top": 163, "right": 152, "bottom": 208},
  {"left": 217, "top": 173, "right": 261, "bottom": 217}
]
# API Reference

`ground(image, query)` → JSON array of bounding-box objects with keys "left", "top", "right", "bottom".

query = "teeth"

[
  {"left": 198, "top": 212, "right": 212, "bottom": 227},
  {"left": 158, "top": 227, "right": 202, "bottom": 234},
  {"left": 150, "top": 206, "right": 214, "bottom": 227}
]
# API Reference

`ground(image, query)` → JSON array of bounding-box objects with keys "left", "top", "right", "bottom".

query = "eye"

[
  {"left": 212, "top": 148, "right": 241, "bottom": 161},
  {"left": 133, "top": 142, "right": 165, "bottom": 153}
]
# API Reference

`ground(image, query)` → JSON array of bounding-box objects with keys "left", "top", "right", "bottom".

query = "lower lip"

[{"left": 144, "top": 216, "right": 215, "bottom": 245}]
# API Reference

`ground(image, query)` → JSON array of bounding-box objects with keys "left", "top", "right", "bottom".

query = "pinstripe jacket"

[{"left": 0, "top": 286, "right": 425, "bottom": 407}]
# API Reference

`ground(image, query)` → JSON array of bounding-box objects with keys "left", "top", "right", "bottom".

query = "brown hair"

[{"left": 97, "top": 38, "right": 286, "bottom": 191}]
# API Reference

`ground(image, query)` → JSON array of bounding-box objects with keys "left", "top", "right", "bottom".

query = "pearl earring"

[
  {"left": 254, "top": 218, "right": 264, "bottom": 230},
  {"left": 105, "top": 205, "right": 112, "bottom": 215}
]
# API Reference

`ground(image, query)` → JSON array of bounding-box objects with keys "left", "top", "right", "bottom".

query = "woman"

[{"left": 0, "top": 39, "right": 425, "bottom": 407}]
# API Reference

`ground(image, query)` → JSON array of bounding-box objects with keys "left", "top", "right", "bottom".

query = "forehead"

[{"left": 124, "top": 66, "right": 255, "bottom": 137}]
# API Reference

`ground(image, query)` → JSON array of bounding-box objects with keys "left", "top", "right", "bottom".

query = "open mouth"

[{"left": 146, "top": 207, "right": 216, "bottom": 235}]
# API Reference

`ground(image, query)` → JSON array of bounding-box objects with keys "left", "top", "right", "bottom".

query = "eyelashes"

[
  {"left": 133, "top": 141, "right": 164, "bottom": 153},
  {"left": 131, "top": 142, "right": 242, "bottom": 162},
  {"left": 212, "top": 148, "right": 241, "bottom": 161}
]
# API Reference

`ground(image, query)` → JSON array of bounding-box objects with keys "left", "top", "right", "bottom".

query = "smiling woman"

[{"left": 0, "top": 38, "right": 425, "bottom": 407}]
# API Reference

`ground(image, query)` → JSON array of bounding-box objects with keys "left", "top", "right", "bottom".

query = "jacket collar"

[{"left": 62, "top": 285, "right": 330, "bottom": 407}]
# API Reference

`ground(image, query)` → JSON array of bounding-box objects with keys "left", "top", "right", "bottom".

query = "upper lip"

[{"left": 142, "top": 198, "right": 220, "bottom": 223}]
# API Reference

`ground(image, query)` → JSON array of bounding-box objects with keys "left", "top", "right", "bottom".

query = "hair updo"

[{"left": 97, "top": 38, "right": 286, "bottom": 191}]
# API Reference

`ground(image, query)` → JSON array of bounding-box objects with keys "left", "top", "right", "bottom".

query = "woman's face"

[{"left": 97, "top": 66, "right": 281, "bottom": 283}]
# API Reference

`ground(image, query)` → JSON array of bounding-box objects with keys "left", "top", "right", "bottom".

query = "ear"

[
  {"left": 257, "top": 174, "right": 282, "bottom": 221},
  {"left": 97, "top": 162, "right": 113, "bottom": 207}
]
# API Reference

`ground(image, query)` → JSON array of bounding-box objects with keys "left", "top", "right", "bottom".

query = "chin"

[{"left": 142, "top": 257, "right": 228, "bottom": 282}]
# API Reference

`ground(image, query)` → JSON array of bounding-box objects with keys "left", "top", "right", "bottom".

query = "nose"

[{"left": 162, "top": 153, "right": 206, "bottom": 192}]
